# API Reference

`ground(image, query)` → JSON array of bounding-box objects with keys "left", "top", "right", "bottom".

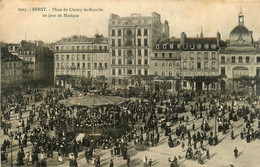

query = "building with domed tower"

[{"left": 219, "top": 9, "right": 260, "bottom": 96}]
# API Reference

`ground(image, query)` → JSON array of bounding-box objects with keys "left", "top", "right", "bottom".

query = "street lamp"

[
  {"left": 214, "top": 108, "right": 219, "bottom": 145},
  {"left": 9, "top": 135, "right": 13, "bottom": 167}
]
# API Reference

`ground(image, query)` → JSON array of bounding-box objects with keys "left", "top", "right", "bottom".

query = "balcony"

[{"left": 55, "top": 49, "right": 109, "bottom": 53}]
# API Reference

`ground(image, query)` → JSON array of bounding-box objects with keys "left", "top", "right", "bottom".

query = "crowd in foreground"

[{"left": 1, "top": 87, "right": 260, "bottom": 167}]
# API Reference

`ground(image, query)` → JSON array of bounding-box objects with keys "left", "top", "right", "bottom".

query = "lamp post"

[
  {"left": 9, "top": 135, "right": 13, "bottom": 167},
  {"left": 214, "top": 108, "right": 218, "bottom": 145}
]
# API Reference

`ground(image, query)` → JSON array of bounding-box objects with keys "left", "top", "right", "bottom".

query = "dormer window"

[
  {"left": 177, "top": 44, "right": 182, "bottom": 49},
  {"left": 211, "top": 44, "right": 217, "bottom": 49},
  {"left": 170, "top": 44, "right": 174, "bottom": 49},
  {"left": 184, "top": 44, "right": 188, "bottom": 49},
  {"left": 190, "top": 44, "right": 195, "bottom": 49},
  {"left": 197, "top": 44, "right": 202, "bottom": 49},
  {"left": 156, "top": 44, "right": 159, "bottom": 49},
  {"left": 204, "top": 44, "right": 209, "bottom": 49},
  {"left": 163, "top": 44, "right": 167, "bottom": 49}
]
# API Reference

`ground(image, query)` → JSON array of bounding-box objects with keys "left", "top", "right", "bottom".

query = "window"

[
  {"left": 176, "top": 61, "right": 180, "bottom": 68},
  {"left": 71, "top": 46, "right": 74, "bottom": 50},
  {"left": 190, "top": 52, "right": 194, "bottom": 60},
  {"left": 104, "top": 46, "right": 107, "bottom": 50},
  {"left": 221, "top": 67, "right": 225, "bottom": 74},
  {"left": 137, "top": 29, "right": 141, "bottom": 36},
  {"left": 257, "top": 57, "right": 260, "bottom": 63},
  {"left": 162, "top": 62, "right": 165, "bottom": 66},
  {"left": 138, "top": 59, "right": 141, "bottom": 65},
  {"left": 221, "top": 56, "right": 225, "bottom": 63},
  {"left": 212, "top": 62, "right": 215, "bottom": 69},
  {"left": 239, "top": 56, "right": 242, "bottom": 63},
  {"left": 169, "top": 62, "right": 172, "bottom": 67},
  {"left": 232, "top": 56, "right": 236, "bottom": 63},
  {"left": 169, "top": 71, "right": 172, "bottom": 77},
  {"left": 212, "top": 52, "right": 216, "bottom": 59},
  {"left": 197, "top": 52, "right": 201, "bottom": 59},
  {"left": 112, "top": 29, "right": 115, "bottom": 36},
  {"left": 83, "top": 63, "right": 86, "bottom": 68},
  {"left": 56, "top": 55, "right": 59, "bottom": 61},
  {"left": 57, "top": 63, "right": 59, "bottom": 68},
  {"left": 118, "top": 29, "right": 121, "bottom": 36},
  {"left": 127, "top": 50, "right": 132, "bottom": 56},
  {"left": 127, "top": 29, "right": 132, "bottom": 36},
  {"left": 144, "top": 69, "right": 148, "bottom": 75},
  {"left": 183, "top": 62, "right": 187, "bottom": 69},
  {"left": 94, "top": 63, "right": 97, "bottom": 69},
  {"left": 170, "top": 44, "right": 174, "bottom": 49},
  {"left": 138, "top": 49, "right": 141, "bottom": 56},
  {"left": 105, "top": 63, "right": 107, "bottom": 69},
  {"left": 82, "top": 54, "right": 85, "bottom": 60},
  {"left": 183, "top": 81, "right": 187, "bottom": 88},
  {"left": 138, "top": 69, "right": 141, "bottom": 75},
  {"left": 162, "top": 71, "right": 165, "bottom": 76},
  {"left": 127, "top": 69, "right": 132, "bottom": 74},
  {"left": 169, "top": 53, "right": 172, "bottom": 58},
  {"left": 118, "top": 79, "right": 121, "bottom": 85},
  {"left": 77, "top": 63, "right": 80, "bottom": 68},
  {"left": 204, "top": 52, "right": 208, "bottom": 60},
  {"left": 144, "top": 59, "right": 148, "bottom": 65},
  {"left": 155, "top": 62, "right": 158, "bottom": 67},
  {"left": 144, "top": 29, "right": 148, "bottom": 36},
  {"left": 118, "top": 69, "right": 122, "bottom": 75},
  {"left": 156, "top": 45, "right": 159, "bottom": 49},
  {"left": 118, "top": 39, "right": 121, "bottom": 47},
  {"left": 197, "top": 62, "right": 201, "bottom": 69},
  {"left": 77, "top": 54, "right": 80, "bottom": 60},
  {"left": 126, "top": 39, "right": 132, "bottom": 46},
  {"left": 61, "top": 55, "right": 64, "bottom": 60},
  {"left": 112, "top": 69, "right": 116, "bottom": 75},
  {"left": 88, "top": 63, "right": 91, "bottom": 69},
  {"left": 112, "top": 79, "right": 115, "bottom": 85},
  {"left": 118, "top": 50, "right": 121, "bottom": 56},
  {"left": 162, "top": 53, "right": 165, "bottom": 58},
  {"left": 163, "top": 44, "right": 167, "bottom": 49},
  {"left": 99, "top": 63, "right": 102, "bottom": 67},
  {"left": 144, "top": 39, "right": 148, "bottom": 46},
  {"left": 138, "top": 39, "right": 141, "bottom": 46},
  {"left": 112, "top": 59, "right": 115, "bottom": 65},
  {"left": 155, "top": 71, "right": 158, "bottom": 75},
  {"left": 127, "top": 59, "right": 132, "bottom": 65},
  {"left": 246, "top": 56, "right": 250, "bottom": 63},
  {"left": 155, "top": 53, "right": 158, "bottom": 58},
  {"left": 118, "top": 59, "right": 122, "bottom": 65},
  {"left": 112, "top": 50, "right": 115, "bottom": 56},
  {"left": 112, "top": 39, "right": 115, "bottom": 47},
  {"left": 144, "top": 49, "right": 148, "bottom": 56}
]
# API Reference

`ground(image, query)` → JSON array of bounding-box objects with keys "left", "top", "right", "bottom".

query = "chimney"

[
  {"left": 217, "top": 31, "right": 221, "bottom": 47},
  {"left": 181, "top": 32, "right": 186, "bottom": 45}
]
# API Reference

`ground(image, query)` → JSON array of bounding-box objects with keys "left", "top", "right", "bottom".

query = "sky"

[{"left": 1, "top": 0, "right": 260, "bottom": 43}]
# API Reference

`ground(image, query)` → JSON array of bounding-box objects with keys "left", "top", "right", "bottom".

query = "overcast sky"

[{"left": 1, "top": 0, "right": 260, "bottom": 43}]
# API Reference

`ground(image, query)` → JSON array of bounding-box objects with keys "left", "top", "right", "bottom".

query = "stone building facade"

[
  {"left": 219, "top": 10, "right": 260, "bottom": 96},
  {"left": 54, "top": 35, "right": 109, "bottom": 89},
  {"left": 108, "top": 12, "right": 169, "bottom": 90}
]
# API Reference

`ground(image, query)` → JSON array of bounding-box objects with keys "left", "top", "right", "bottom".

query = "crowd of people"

[{"left": 1, "top": 87, "right": 260, "bottom": 167}]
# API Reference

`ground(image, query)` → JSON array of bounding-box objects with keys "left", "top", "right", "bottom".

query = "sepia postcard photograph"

[{"left": 1, "top": 0, "right": 260, "bottom": 166}]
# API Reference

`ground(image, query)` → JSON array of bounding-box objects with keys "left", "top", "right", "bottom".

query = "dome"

[
  {"left": 229, "top": 10, "right": 253, "bottom": 46},
  {"left": 229, "top": 25, "right": 253, "bottom": 46}
]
